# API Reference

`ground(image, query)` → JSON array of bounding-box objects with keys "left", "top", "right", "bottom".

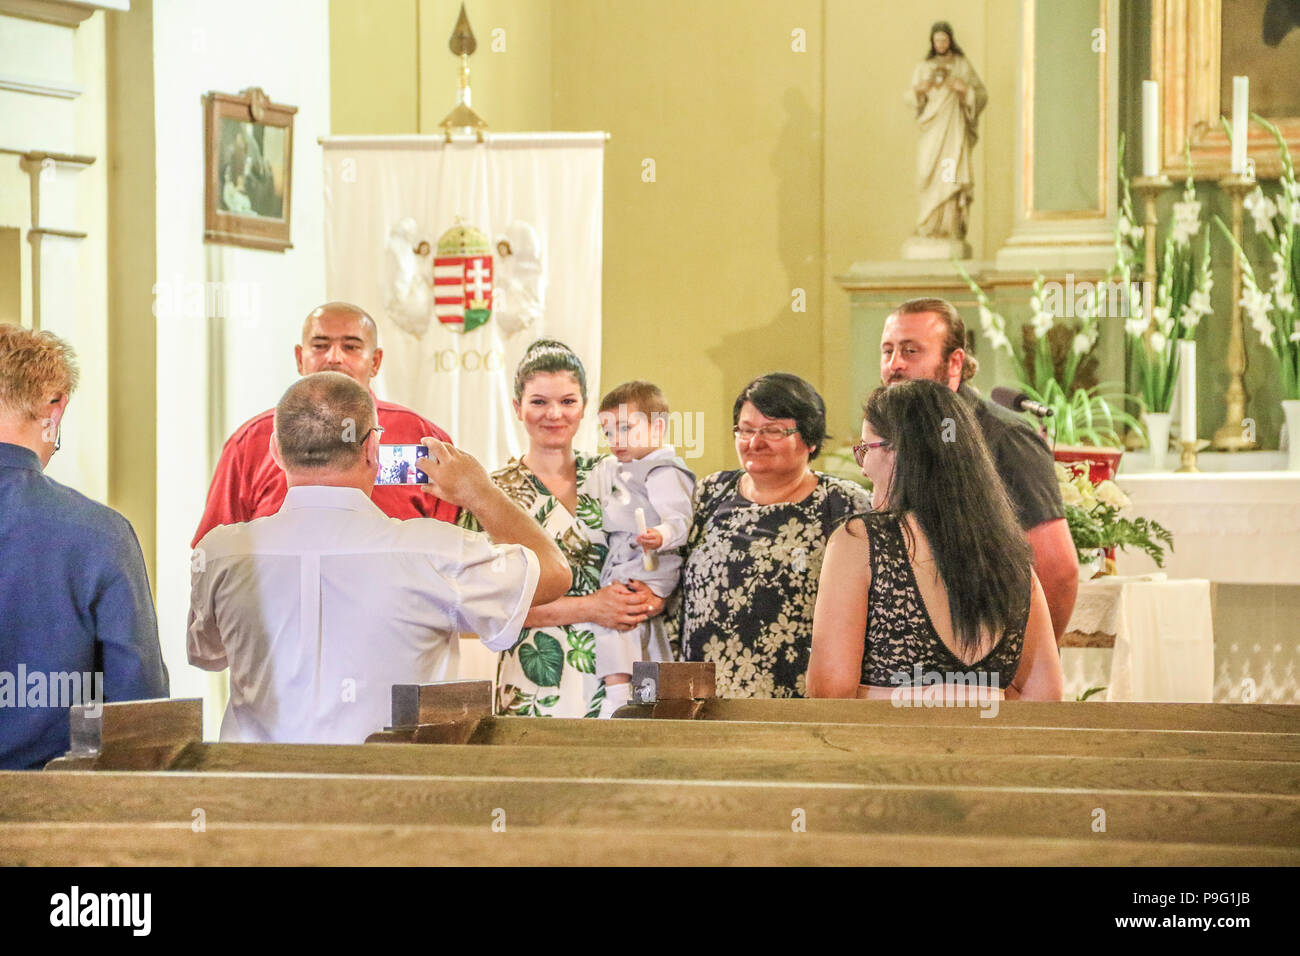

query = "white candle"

[
  {"left": 1179, "top": 340, "right": 1197, "bottom": 440},
  {"left": 635, "top": 507, "right": 657, "bottom": 572},
  {"left": 1142, "top": 80, "right": 1160, "bottom": 177},
  {"left": 1232, "top": 75, "right": 1249, "bottom": 174}
]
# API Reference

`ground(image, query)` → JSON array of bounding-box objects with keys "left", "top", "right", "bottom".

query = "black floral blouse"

[{"left": 668, "top": 470, "right": 872, "bottom": 698}]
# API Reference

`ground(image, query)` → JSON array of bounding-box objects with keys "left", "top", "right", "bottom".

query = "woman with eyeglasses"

[
  {"left": 668, "top": 373, "right": 871, "bottom": 698},
  {"left": 807, "top": 379, "right": 1062, "bottom": 701}
]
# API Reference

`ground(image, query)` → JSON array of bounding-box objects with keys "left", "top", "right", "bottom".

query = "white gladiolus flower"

[
  {"left": 1291, "top": 330, "right": 1300, "bottom": 344},
  {"left": 1095, "top": 480, "right": 1131, "bottom": 511},
  {"left": 1241, "top": 285, "right": 1276, "bottom": 350},
  {"left": 1271, "top": 252, "right": 1289, "bottom": 291},
  {"left": 1244, "top": 189, "right": 1278, "bottom": 237},
  {"left": 1071, "top": 333, "right": 1090, "bottom": 355},
  {"left": 1151, "top": 304, "right": 1174, "bottom": 336},
  {"left": 978, "top": 304, "right": 1013, "bottom": 356},
  {"left": 1125, "top": 316, "right": 1148, "bottom": 337},
  {"left": 1183, "top": 287, "right": 1213, "bottom": 328},
  {"left": 1277, "top": 288, "right": 1296, "bottom": 314},
  {"left": 1128, "top": 281, "right": 1143, "bottom": 312},
  {"left": 1150, "top": 331, "right": 1167, "bottom": 353},
  {"left": 1030, "top": 310, "right": 1054, "bottom": 339},
  {"left": 1171, "top": 200, "right": 1202, "bottom": 246}
]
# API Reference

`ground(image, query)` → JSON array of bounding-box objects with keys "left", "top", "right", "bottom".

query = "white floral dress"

[
  {"left": 668, "top": 470, "right": 871, "bottom": 698},
  {"left": 458, "top": 453, "right": 609, "bottom": 717}
]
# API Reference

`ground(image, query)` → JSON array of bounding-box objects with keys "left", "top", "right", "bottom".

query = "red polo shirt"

[{"left": 191, "top": 399, "right": 458, "bottom": 548}]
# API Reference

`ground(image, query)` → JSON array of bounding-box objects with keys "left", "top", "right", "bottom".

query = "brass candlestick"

[
  {"left": 1131, "top": 175, "right": 1172, "bottom": 309},
  {"left": 1177, "top": 438, "right": 1211, "bottom": 473},
  {"left": 1212, "top": 172, "right": 1260, "bottom": 451}
]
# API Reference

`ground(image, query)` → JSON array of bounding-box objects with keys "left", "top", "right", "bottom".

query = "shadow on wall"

[{"left": 705, "top": 87, "right": 826, "bottom": 469}]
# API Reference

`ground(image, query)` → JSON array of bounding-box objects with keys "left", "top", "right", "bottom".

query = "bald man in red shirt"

[{"left": 192, "top": 302, "right": 457, "bottom": 548}]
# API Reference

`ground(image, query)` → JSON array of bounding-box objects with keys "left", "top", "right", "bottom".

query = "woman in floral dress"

[
  {"left": 669, "top": 373, "right": 871, "bottom": 698},
  {"left": 459, "top": 340, "right": 663, "bottom": 717}
]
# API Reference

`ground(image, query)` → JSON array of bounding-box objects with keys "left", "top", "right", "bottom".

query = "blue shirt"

[{"left": 0, "top": 442, "right": 168, "bottom": 768}]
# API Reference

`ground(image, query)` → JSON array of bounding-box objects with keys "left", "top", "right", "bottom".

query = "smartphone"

[{"left": 376, "top": 444, "right": 429, "bottom": 485}]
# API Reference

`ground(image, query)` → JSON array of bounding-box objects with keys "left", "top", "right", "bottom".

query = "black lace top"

[{"left": 858, "top": 511, "right": 1028, "bottom": 688}]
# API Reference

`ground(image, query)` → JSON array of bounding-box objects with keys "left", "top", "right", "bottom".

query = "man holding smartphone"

[
  {"left": 188, "top": 372, "right": 570, "bottom": 744},
  {"left": 191, "top": 302, "right": 456, "bottom": 548}
]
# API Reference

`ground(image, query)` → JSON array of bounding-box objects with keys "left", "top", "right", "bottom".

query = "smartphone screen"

[{"left": 376, "top": 444, "right": 429, "bottom": 485}]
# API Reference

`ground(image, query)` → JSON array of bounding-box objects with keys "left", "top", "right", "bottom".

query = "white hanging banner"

[{"left": 322, "top": 133, "right": 605, "bottom": 469}]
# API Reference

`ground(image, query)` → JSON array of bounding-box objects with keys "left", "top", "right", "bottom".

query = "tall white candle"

[
  {"left": 1179, "top": 340, "right": 1197, "bottom": 440},
  {"left": 1142, "top": 80, "right": 1160, "bottom": 176},
  {"left": 1232, "top": 75, "right": 1249, "bottom": 174}
]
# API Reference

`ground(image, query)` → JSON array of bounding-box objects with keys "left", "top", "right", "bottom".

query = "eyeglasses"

[
  {"left": 852, "top": 439, "right": 889, "bottom": 466},
  {"left": 362, "top": 426, "right": 385, "bottom": 443},
  {"left": 733, "top": 425, "right": 799, "bottom": 442}
]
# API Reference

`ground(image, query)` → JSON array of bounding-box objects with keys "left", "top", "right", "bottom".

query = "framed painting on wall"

[
  {"left": 204, "top": 87, "right": 296, "bottom": 251},
  {"left": 1153, "top": 0, "right": 1300, "bottom": 179}
]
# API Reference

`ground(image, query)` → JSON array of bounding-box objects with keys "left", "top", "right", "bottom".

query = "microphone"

[{"left": 991, "top": 386, "right": 1054, "bottom": 418}]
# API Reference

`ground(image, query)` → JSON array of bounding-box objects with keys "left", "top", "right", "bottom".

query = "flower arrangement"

[
  {"left": 1115, "top": 138, "right": 1215, "bottom": 414},
  {"left": 1214, "top": 115, "right": 1300, "bottom": 401},
  {"left": 1057, "top": 461, "right": 1173, "bottom": 570},
  {"left": 954, "top": 262, "right": 1142, "bottom": 447}
]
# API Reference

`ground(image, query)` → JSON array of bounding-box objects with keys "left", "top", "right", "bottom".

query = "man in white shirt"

[{"left": 188, "top": 371, "right": 570, "bottom": 744}]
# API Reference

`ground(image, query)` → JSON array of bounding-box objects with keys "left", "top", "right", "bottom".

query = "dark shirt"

[
  {"left": 958, "top": 383, "right": 1064, "bottom": 531},
  {"left": 0, "top": 443, "right": 168, "bottom": 769}
]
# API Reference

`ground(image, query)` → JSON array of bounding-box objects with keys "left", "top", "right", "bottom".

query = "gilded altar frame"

[{"left": 1152, "top": 0, "right": 1300, "bottom": 180}]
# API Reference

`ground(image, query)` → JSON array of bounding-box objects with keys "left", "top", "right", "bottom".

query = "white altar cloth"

[
  {"left": 1062, "top": 575, "right": 1214, "bottom": 702},
  {"left": 1114, "top": 472, "right": 1300, "bottom": 585}
]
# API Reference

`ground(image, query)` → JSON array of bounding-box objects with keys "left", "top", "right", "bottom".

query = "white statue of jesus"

[{"left": 903, "top": 21, "right": 987, "bottom": 260}]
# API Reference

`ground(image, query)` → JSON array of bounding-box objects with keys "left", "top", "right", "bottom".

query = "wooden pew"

[
  {"left": 614, "top": 662, "right": 1300, "bottom": 733},
  {"left": 163, "top": 740, "right": 1300, "bottom": 793},
  {"left": 8, "top": 820, "right": 1300, "bottom": 867},
  {"left": 467, "top": 716, "right": 1300, "bottom": 762},
  {"left": 55, "top": 693, "right": 1300, "bottom": 769},
  {"left": 14, "top": 687, "right": 1298, "bottom": 867},
  {"left": 4, "top": 822, "right": 1298, "bottom": 867},
  {"left": 4, "top": 770, "right": 1299, "bottom": 847}
]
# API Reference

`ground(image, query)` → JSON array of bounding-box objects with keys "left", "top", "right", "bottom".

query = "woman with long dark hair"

[{"left": 807, "top": 379, "right": 1061, "bottom": 700}]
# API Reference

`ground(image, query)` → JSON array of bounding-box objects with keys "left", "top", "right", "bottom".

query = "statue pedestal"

[{"left": 901, "top": 236, "right": 971, "bottom": 261}]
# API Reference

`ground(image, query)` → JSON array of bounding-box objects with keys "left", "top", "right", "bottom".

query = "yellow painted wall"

[
  {"left": 331, "top": 1, "right": 1025, "bottom": 474},
  {"left": 551, "top": 0, "right": 824, "bottom": 476},
  {"left": 330, "top": 0, "right": 419, "bottom": 134}
]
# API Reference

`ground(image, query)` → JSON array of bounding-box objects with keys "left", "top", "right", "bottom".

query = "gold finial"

[
  {"left": 449, "top": 3, "right": 476, "bottom": 56},
  {"left": 439, "top": 3, "right": 488, "bottom": 142}
]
